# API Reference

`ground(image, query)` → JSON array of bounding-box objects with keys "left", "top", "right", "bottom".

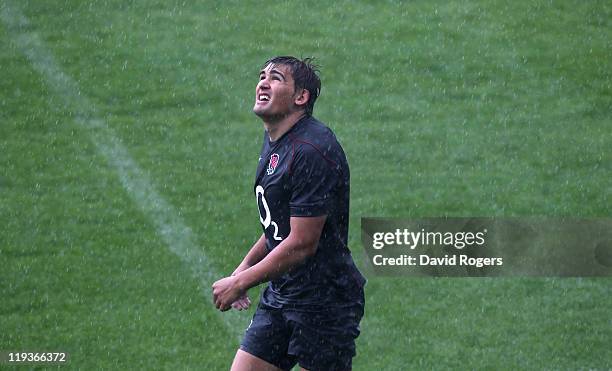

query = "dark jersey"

[{"left": 254, "top": 115, "right": 366, "bottom": 311}]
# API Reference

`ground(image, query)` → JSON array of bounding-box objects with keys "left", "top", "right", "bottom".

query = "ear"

[{"left": 294, "top": 88, "right": 310, "bottom": 108}]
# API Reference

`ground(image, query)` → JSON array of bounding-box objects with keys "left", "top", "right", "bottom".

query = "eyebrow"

[{"left": 259, "top": 68, "right": 286, "bottom": 80}]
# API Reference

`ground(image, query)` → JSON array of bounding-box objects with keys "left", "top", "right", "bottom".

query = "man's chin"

[
  {"left": 253, "top": 106, "right": 269, "bottom": 119},
  {"left": 253, "top": 109, "right": 263, "bottom": 118}
]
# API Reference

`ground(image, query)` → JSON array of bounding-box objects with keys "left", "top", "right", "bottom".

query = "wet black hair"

[{"left": 263, "top": 56, "right": 321, "bottom": 116}]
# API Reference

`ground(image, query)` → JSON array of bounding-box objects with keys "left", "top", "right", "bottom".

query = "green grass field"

[{"left": 1, "top": 0, "right": 610, "bottom": 369}]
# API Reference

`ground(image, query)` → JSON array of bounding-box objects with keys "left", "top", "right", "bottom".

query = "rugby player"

[{"left": 213, "top": 56, "right": 366, "bottom": 371}]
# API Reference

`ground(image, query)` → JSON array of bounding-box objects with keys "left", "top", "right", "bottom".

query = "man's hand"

[
  {"left": 231, "top": 294, "right": 251, "bottom": 311},
  {"left": 212, "top": 276, "right": 246, "bottom": 312},
  {"left": 228, "top": 265, "right": 251, "bottom": 310}
]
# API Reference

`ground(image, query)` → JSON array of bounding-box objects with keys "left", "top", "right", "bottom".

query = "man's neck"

[{"left": 263, "top": 110, "right": 306, "bottom": 142}]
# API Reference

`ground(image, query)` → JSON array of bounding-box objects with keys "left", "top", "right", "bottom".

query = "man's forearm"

[
  {"left": 233, "top": 233, "right": 268, "bottom": 274},
  {"left": 213, "top": 217, "right": 325, "bottom": 311},
  {"left": 234, "top": 233, "right": 316, "bottom": 290}
]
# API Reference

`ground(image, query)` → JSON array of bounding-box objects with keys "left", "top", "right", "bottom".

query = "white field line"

[{"left": 1, "top": 2, "right": 246, "bottom": 339}]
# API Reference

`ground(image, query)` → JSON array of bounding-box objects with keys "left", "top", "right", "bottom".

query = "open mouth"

[{"left": 258, "top": 94, "right": 270, "bottom": 102}]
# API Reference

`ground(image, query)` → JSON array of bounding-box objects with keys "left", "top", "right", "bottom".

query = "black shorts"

[{"left": 240, "top": 301, "right": 364, "bottom": 371}]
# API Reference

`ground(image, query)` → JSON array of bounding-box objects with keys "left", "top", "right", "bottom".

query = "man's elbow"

[
  {"left": 293, "top": 236, "right": 318, "bottom": 258},
  {"left": 304, "top": 240, "right": 318, "bottom": 257}
]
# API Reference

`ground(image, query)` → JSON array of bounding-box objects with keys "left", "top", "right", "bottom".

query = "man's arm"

[
  {"left": 226, "top": 233, "right": 268, "bottom": 310},
  {"left": 232, "top": 233, "right": 268, "bottom": 275},
  {"left": 237, "top": 216, "right": 325, "bottom": 287},
  {"left": 212, "top": 216, "right": 326, "bottom": 311}
]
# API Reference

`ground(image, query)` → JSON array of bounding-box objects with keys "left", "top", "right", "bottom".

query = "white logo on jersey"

[{"left": 255, "top": 185, "right": 282, "bottom": 241}]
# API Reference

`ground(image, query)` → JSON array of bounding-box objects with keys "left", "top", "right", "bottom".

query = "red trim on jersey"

[{"left": 287, "top": 133, "right": 339, "bottom": 175}]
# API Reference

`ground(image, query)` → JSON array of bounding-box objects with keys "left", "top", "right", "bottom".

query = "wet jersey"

[{"left": 254, "top": 115, "right": 366, "bottom": 311}]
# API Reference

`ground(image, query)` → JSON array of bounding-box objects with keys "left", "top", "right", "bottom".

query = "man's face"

[{"left": 253, "top": 63, "right": 300, "bottom": 120}]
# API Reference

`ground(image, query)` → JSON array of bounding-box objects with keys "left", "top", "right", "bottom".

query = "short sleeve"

[{"left": 289, "top": 143, "right": 339, "bottom": 217}]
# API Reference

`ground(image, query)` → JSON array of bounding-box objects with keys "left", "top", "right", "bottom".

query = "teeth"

[{"left": 259, "top": 94, "right": 270, "bottom": 101}]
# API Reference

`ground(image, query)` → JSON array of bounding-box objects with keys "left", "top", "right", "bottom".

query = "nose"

[{"left": 257, "top": 77, "right": 270, "bottom": 90}]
